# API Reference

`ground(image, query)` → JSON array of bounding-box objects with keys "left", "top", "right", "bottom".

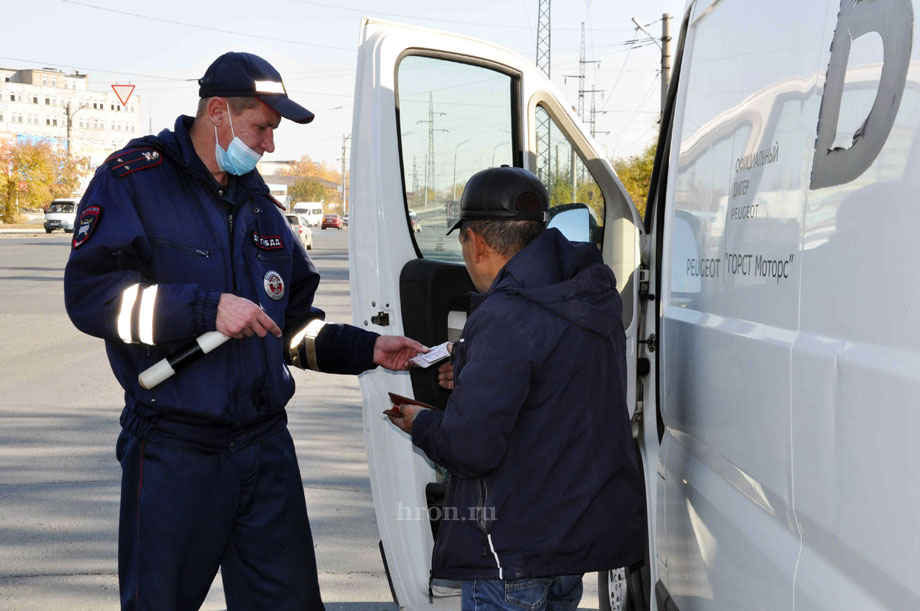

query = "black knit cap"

[
  {"left": 447, "top": 166, "right": 549, "bottom": 235},
  {"left": 198, "top": 52, "right": 314, "bottom": 124}
]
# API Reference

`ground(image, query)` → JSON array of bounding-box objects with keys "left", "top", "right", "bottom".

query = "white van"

[
  {"left": 349, "top": 3, "right": 920, "bottom": 609},
  {"left": 292, "top": 201, "right": 324, "bottom": 227},
  {"left": 44, "top": 198, "right": 78, "bottom": 233}
]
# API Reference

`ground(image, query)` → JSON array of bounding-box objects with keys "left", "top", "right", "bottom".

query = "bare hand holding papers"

[{"left": 408, "top": 341, "right": 450, "bottom": 368}]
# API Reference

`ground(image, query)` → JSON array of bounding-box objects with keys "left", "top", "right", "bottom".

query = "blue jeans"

[{"left": 461, "top": 574, "right": 583, "bottom": 611}]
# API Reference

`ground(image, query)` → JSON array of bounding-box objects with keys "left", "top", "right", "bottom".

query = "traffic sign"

[{"left": 111, "top": 84, "right": 136, "bottom": 106}]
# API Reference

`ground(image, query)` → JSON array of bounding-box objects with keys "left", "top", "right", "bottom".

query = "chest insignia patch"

[
  {"left": 251, "top": 231, "right": 284, "bottom": 250},
  {"left": 263, "top": 270, "right": 285, "bottom": 300},
  {"left": 72, "top": 205, "right": 102, "bottom": 249}
]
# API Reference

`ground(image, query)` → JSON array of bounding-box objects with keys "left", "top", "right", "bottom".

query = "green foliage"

[
  {"left": 288, "top": 178, "right": 327, "bottom": 205},
  {"left": 611, "top": 142, "right": 657, "bottom": 219},
  {"left": 545, "top": 169, "right": 604, "bottom": 224},
  {"left": 0, "top": 141, "right": 87, "bottom": 223}
]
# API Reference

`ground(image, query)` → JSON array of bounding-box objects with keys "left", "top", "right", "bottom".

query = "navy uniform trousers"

[{"left": 116, "top": 426, "right": 323, "bottom": 610}]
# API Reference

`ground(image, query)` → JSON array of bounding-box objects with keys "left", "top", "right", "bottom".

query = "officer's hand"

[
  {"left": 387, "top": 403, "right": 426, "bottom": 434},
  {"left": 216, "top": 294, "right": 282, "bottom": 340},
  {"left": 437, "top": 342, "right": 454, "bottom": 389},
  {"left": 373, "top": 335, "right": 426, "bottom": 371}
]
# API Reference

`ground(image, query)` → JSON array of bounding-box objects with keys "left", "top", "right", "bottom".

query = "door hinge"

[
  {"left": 638, "top": 264, "right": 655, "bottom": 301},
  {"left": 639, "top": 333, "right": 657, "bottom": 353},
  {"left": 371, "top": 311, "right": 390, "bottom": 326}
]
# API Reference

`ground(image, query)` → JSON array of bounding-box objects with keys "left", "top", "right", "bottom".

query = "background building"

[{"left": 0, "top": 66, "right": 142, "bottom": 169}]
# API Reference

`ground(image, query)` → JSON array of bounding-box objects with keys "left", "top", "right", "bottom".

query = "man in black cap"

[
  {"left": 64, "top": 52, "right": 425, "bottom": 610},
  {"left": 387, "top": 167, "right": 646, "bottom": 610}
]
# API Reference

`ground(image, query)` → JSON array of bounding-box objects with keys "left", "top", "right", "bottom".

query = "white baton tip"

[
  {"left": 138, "top": 358, "right": 176, "bottom": 390},
  {"left": 197, "top": 331, "right": 230, "bottom": 353}
]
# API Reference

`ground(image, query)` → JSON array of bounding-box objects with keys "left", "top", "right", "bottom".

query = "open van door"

[{"left": 349, "top": 19, "right": 648, "bottom": 609}]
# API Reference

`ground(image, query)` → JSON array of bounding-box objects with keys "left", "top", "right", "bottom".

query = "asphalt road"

[
  {"left": 0, "top": 228, "right": 398, "bottom": 611},
  {"left": 0, "top": 227, "right": 600, "bottom": 611}
]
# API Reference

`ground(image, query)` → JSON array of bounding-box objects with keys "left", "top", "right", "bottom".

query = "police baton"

[{"left": 138, "top": 331, "right": 230, "bottom": 390}]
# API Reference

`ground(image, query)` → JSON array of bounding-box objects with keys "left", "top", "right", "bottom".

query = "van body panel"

[{"left": 656, "top": 0, "right": 920, "bottom": 608}]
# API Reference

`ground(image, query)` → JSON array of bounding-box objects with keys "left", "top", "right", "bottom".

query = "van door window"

[
  {"left": 535, "top": 104, "right": 604, "bottom": 247},
  {"left": 396, "top": 55, "right": 517, "bottom": 263}
]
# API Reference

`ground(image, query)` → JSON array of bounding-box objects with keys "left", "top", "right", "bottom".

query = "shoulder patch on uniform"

[
  {"left": 106, "top": 148, "right": 162, "bottom": 178},
  {"left": 72, "top": 205, "right": 102, "bottom": 249}
]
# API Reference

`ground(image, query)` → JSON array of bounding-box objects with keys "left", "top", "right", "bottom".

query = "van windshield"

[{"left": 48, "top": 202, "right": 75, "bottom": 213}]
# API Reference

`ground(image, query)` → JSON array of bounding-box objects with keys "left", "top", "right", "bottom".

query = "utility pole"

[
  {"left": 64, "top": 102, "right": 87, "bottom": 159},
  {"left": 631, "top": 14, "right": 671, "bottom": 120},
  {"left": 661, "top": 13, "right": 671, "bottom": 115},
  {"left": 416, "top": 92, "right": 447, "bottom": 207},
  {"left": 411, "top": 155, "right": 419, "bottom": 201},
  {"left": 339, "top": 134, "right": 351, "bottom": 215},
  {"left": 536, "top": 0, "right": 552, "bottom": 186}
]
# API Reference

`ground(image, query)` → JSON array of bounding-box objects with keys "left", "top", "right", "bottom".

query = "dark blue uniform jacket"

[
  {"left": 64, "top": 116, "right": 377, "bottom": 449},
  {"left": 412, "top": 229, "right": 647, "bottom": 580}
]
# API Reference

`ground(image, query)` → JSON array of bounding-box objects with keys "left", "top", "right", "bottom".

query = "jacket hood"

[
  {"left": 480, "top": 228, "right": 623, "bottom": 337},
  {"left": 127, "top": 116, "right": 269, "bottom": 196}
]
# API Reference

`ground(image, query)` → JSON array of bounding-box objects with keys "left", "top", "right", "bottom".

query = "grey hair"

[
  {"left": 460, "top": 219, "right": 544, "bottom": 257},
  {"left": 195, "top": 96, "right": 263, "bottom": 119}
]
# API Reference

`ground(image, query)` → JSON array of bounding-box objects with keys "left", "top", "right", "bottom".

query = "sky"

[{"left": 6, "top": 0, "right": 687, "bottom": 167}]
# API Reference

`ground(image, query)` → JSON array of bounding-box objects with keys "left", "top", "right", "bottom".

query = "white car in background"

[
  {"left": 285, "top": 213, "right": 313, "bottom": 250},
  {"left": 44, "top": 198, "right": 77, "bottom": 233}
]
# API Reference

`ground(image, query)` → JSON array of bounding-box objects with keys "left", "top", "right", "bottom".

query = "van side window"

[
  {"left": 395, "top": 55, "right": 517, "bottom": 263},
  {"left": 534, "top": 104, "right": 605, "bottom": 246}
]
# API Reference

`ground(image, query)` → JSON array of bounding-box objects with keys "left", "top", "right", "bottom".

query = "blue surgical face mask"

[{"left": 214, "top": 103, "right": 262, "bottom": 175}]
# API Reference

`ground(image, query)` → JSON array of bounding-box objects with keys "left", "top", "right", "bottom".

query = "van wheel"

[
  {"left": 598, "top": 568, "right": 629, "bottom": 611},
  {"left": 307, "top": 243, "right": 312, "bottom": 250},
  {"left": 45, "top": 228, "right": 52, "bottom": 234}
]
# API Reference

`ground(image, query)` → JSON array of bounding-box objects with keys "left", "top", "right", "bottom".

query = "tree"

[
  {"left": 288, "top": 178, "right": 327, "bottom": 204},
  {"left": 0, "top": 140, "right": 87, "bottom": 223},
  {"left": 280, "top": 154, "right": 343, "bottom": 205},
  {"left": 611, "top": 142, "right": 656, "bottom": 219}
]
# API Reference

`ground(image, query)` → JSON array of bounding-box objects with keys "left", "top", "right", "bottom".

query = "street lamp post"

[
  {"left": 452, "top": 139, "right": 471, "bottom": 201},
  {"left": 65, "top": 102, "right": 88, "bottom": 159}
]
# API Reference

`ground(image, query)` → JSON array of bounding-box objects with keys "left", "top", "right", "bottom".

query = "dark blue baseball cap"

[{"left": 198, "top": 52, "right": 314, "bottom": 124}]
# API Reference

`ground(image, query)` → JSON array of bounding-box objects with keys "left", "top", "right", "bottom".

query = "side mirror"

[{"left": 547, "top": 204, "right": 591, "bottom": 243}]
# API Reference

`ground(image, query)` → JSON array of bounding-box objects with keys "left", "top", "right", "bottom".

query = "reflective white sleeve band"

[
  {"left": 117, "top": 284, "right": 140, "bottom": 343},
  {"left": 304, "top": 319, "right": 326, "bottom": 371},
  {"left": 487, "top": 534, "right": 503, "bottom": 580},
  {"left": 138, "top": 285, "right": 158, "bottom": 345},
  {"left": 138, "top": 358, "right": 175, "bottom": 390}
]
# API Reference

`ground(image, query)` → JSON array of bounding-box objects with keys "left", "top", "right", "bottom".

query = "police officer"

[
  {"left": 387, "top": 167, "right": 646, "bottom": 610},
  {"left": 64, "top": 52, "right": 424, "bottom": 610}
]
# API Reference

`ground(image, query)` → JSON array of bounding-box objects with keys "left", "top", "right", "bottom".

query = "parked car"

[
  {"left": 321, "top": 214, "right": 344, "bottom": 230},
  {"left": 408, "top": 209, "right": 422, "bottom": 232},
  {"left": 292, "top": 201, "right": 324, "bottom": 227},
  {"left": 44, "top": 198, "right": 77, "bottom": 233},
  {"left": 285, "top": 214, "right": 313, "bottom": 250}
]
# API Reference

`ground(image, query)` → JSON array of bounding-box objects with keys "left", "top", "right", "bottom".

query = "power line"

[
  {"left": 287, "top": 0, "right": 635, "bottom": 31},
  {"left": 62, "top": 0, "right": 355, "bottom": 52},
  {"left": 0, "top": 55, "right": 183, "bottom": 81}
]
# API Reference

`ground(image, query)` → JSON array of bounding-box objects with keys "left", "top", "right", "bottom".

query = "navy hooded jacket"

[
  {"left": 411, "top": 228, "right": 647, "bottom": 580},
  {"left": 64, "top": 116, "right": 378, "bottom": 449}
]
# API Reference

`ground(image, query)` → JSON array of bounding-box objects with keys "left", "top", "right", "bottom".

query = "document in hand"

[
  {"left": 408, "top": 341, "right": 450, "bottom": 368},
  {"left": 385, "top": 392, "right": 436, "bottom": 416}
]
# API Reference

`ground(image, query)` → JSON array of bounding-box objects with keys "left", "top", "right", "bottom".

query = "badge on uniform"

[
  {"left": 251, "top": 231, "right": 284, "bottom": 250},
  {"left": 72, "top": 205, "right": 102, "bottom": 249},
  {"left": 263, "top": 270, "right": 285, "bottom": 300}
]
